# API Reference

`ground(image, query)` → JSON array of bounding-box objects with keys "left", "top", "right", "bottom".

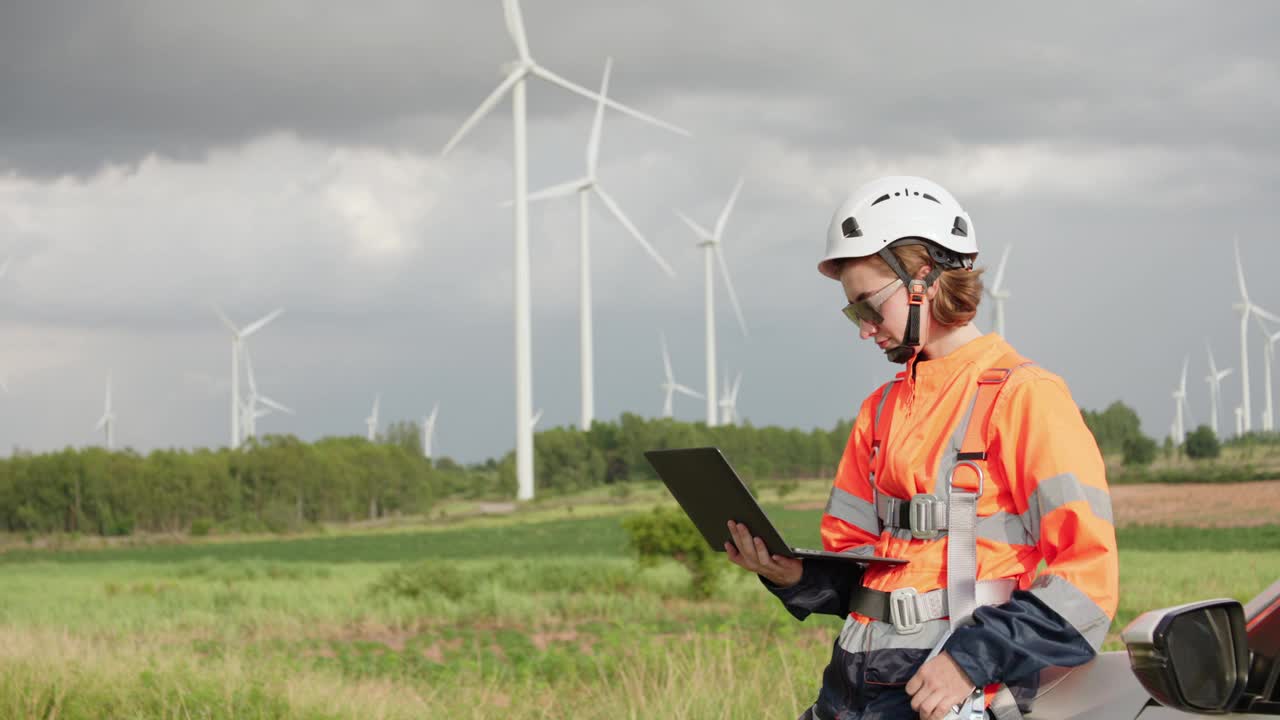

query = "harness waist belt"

[{"left": 848, "top": 578, "right": 1017, "bottom": 634}]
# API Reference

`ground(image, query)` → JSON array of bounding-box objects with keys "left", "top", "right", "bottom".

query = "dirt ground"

[{"left": 786, "top": 481, "right": 1280, "bottom": 527}]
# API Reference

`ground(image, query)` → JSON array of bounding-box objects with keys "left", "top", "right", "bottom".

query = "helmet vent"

[
  {"left": 870, "top": 193, "right": 891, "bottom": 207},
  {"left": 951, "top": 216, "right": 968, "bottom": 237},
  {"left": 921, "top": 193, "right": 940, "bottom": 204},
  {"left": 841, "top": 217, "right": 862, "bottom": 238}
]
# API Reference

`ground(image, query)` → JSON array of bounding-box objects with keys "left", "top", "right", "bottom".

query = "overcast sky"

[{"left": 2, "top": 1, "right": 1279, "bottom": 465}]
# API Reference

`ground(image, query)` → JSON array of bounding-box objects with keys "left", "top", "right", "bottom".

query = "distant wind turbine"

[
  {"left": 1171, "top": 356, "right": 1191, "bottom": 444},
  {"left": 213, "top": 305, "right": 283, "bottom": 449},
  {"left": 719, "top": 372, "right": 743, "bottom": 426},
  {"left": 1257, "top": 317, "right": 1280, "bottom": 432},
  {"left": 1231, "top": 238, "right": 1280, "bottom": 434},
  {"left": 675, "top": 179, "right": 749, "bottom": 426},
  {"left": 660, "top": 333, "right": 703, "bottom": 418},
  {"left": 986, "top": 245, "right": 1012, "bottom": 337},
  {"left": 366, "top": 394, "right": 380, "bottom": 442},
  {"left": 516, "top": 57, "right": 681, "bottom": 431},
  {"left": 240, "top": 344, "right": 293, "bottom": 442},
  {"left": 1205, "top": 342, "right": 1233, "bottom": 438},
  {"left": 95, "top": 373, "right": 115, "bottom": 450},
  {"left": 440, "top": 0, "right": 690, "bottom": 502},
  {"left": 422, "top": 403, "right": 440, "bottom": 459}
]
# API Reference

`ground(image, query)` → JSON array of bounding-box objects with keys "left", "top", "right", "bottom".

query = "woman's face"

[{"left": 838, "top": 258, "right": 934, "bottom": 357}]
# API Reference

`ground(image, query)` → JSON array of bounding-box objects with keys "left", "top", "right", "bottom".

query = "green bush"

[
  {"left": 1184, "top": 425, "right": 1221, "bottom": 460},
  {"left": 189, "top": 518, "right": 213, "bottom": 537},
  {"left": 621, "top": 506, "right": 721, "bottom": 598},
  {"left": 1122, "top": 435, "right": 1158, "bottom": 467},
  {"left": 370, "top": 559, "right": 470, "bottom": 602}
]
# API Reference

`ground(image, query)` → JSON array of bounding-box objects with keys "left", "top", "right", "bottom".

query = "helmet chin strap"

[{"left": 877, "top": 247, "right": 942, "bottom": 365}]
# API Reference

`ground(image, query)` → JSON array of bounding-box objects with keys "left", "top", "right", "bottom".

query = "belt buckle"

[
  {"left": 909, "top": 494, "right": 941, "bottom": 539},
  {"left": 889, "top": 587, "right": 923, "bottom": 634}
]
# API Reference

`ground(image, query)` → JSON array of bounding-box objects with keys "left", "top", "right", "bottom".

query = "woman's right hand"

[{"left": 724, "top": 520, "right": 804, "bottom": 588}]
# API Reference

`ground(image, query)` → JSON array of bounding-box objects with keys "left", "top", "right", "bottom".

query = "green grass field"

[{"left": 2, "top": 500, "right": 1278, "bottom": 719}]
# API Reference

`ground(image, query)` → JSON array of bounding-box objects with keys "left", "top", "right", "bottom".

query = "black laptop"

[{"left": 643, "top": 447, "right": 907, "bottom": 566}]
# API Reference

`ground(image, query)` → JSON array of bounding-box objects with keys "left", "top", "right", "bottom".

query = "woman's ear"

[{"left": 916, "top": 264, "right": 941, "bottom": 300}]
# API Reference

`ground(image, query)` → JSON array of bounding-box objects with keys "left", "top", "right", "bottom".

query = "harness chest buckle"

[{"left": 909, "top": 493, "right": 943, "bottom": 539}]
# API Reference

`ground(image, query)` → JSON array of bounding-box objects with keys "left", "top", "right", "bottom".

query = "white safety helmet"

[{"left": 818, "top": 175, "right": 977, "bottom": 280}]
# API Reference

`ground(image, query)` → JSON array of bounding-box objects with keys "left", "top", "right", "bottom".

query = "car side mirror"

[{"left": 1122, "top": 598, "right": 1249, "bottom": 714}]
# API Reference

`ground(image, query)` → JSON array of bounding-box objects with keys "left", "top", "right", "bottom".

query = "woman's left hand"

[{"left": 904, "top": 651, "right": 977, "bottom": 720}]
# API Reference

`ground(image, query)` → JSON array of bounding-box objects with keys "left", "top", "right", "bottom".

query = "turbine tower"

[
  {"left": 1230, "top": 238, "right": 1280, "bottom": 434},
  {"left": 719, "top": 371, "right": 743, "bottom": 426},
  {"left": 440, "top": 0, "right": 690, "bottom": 501},
  {"left": 213, "top": 305, "right": 283, "bottom": 450},
  {"left": 660, "top": 332, "right": 703, "bottom": 418},
  {"left": 1205, "top": 342, "right": 1233, "bottom": 438},
  {"left": 94, "top": 373, "right": 115, "bottom": 450},
  {"left": 422, "top": 403, "right": 440, "bottom": 459},
  {"left": 366, "top": 394, "right": 380, "bottom": 442},
  {"left": 1171, "top": 356, "right": 1190, "bottom": 444},
  {"left": 986, "top": 245, "right": 1012, "bottom": 337},
  {"left": 675, "top": 179, "right": 749, "bottom": 426},
  {"left": 519, "top": 57, "right": 681, "bottom": 430}
]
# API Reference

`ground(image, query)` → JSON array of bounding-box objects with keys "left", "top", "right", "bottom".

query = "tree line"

[{"left": 3, "top": 402, "right": 1268, "bottom": 537}]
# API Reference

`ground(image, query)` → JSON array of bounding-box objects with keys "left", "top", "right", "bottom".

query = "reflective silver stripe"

[
  {"left": 934, "top": 387, "right": 982, "bottom": 506},
  {"left": 1028, "top": 574, "right": 1111, "bottom": 650},
  {"left": 838, "top": 613, "right": 951, "bottom": 653},
  {"left": 881, "top": 512, "right": 1033, "bottom": 546},
  {"left": 989, "top": 686, "right": 1024, "bottom": 720},
  {"left": 825, "top": 485, "right": 880, "bottom": 534},
  {"left": 1022, "top": 473, "right": 1114, "bottom": 540},
  {"left": 873, "top": 378, "right": 900, "bottom": 430}
]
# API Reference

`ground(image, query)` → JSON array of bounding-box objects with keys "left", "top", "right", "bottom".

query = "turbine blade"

[
  {"left": 674, "top": 210, "right": 713, "bottom": 241},
  {"left": 674, "top": 384, "right": 704, "bottom": 399},
  {"left": 242, "top": 344, "right": 259, "bottom": 395},
  {"left": 1234, "top": 237, "right": 1249, "bottom": 303},
  {"left": 715, "top": 247, "right": 749, "bottom": 336},
  {"left": 713, "top": 177, "right": 744, "bottom": 240},
  {"left": 503, "top": 0, "right": 531, "bottom": 62},
  {"left": 212, "top": 304, "right": 238, "bottom": 334},
  {"left": 442, "top": 69, "right": 523, "bottom": 156},
  {"left": 429, "top": 402, "right": 440, "bottom": 425},
  {"left": 260, "top": 396, "right": 294, "bottom": 415},
  {"left": 587, "top": 57, "right": 612, "bottom": 176},
  {"left": 529, "top": 65, "right": 691, "bottom": 137},
  {"left": 660, "top": 332, "right": 674, "bottom": 381},
  {"left": 241, "top": 308, "right": 284, "bottom": 338},
  {"left": 505, "top": 177, "right": 586, "bottom": 207},
  {"left": 992, "top": 245, "right": 1012, "bottom": 292},
  {"left": 1253, "top": 305, "right": 1280, "bottom": 325},
  {"left": 95, "top": 414, "right": 109, "bottom": 431},
  {"left": 1179, "top": 356, "right": 1188, "bottom": 393},
  {"left": 594, "top": 185, "right": 675, "bottom": 277},
  {"left": 731, "top": 371, "right": 743, "bottom": 400}
]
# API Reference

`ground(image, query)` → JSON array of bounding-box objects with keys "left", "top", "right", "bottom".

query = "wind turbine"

[
  {"left": 241, "top": 344, "right": 293, "bottom": 442},
  {"left": 213, "top": 305, "right": 283, "bottom": 450},
  {"left": 422, "top": 403, "right": 440, "bottom": 459},
  {"left": 517, "top": 57, "right": 681, "bottom": 431},
  {"left": 1205, "top": 342, "right": 1233, "bottom": 438},
  {"left": 1230, "top": 238, "right": 1280, "bottom": 434},
  {"left": 675, "top": 178, "right": 749, "bottom": 426},
  {"left": 986, "top": 245, "right": 1012, "bottom": 337},
  {"left": 660, "top": 332, "right": 703, "bottom": 418},
  {"left": 1257, "top": 317, "right": 1280, "bottom": 432},
  {"left": 719, "top": 371, "right": 743, "bottom": 426},
  {"left": 366, "top": 394, "right": 380, "bottom": 442},
  {"left": 94, "top": 373, "right": 115, "bottom": 450},
  {"left": 441, "top": 0, "right": 690, "bottom": 502},
  {"left": 1171, "top": 356, "right": 1190, "bottom": 444}
]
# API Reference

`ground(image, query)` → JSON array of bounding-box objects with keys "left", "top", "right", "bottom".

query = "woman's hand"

[
  {"left": 724, "top": 520, "right": 803, "bottom": 588},
  {"left": 905, "top": 651, "right": 978, "bottom": 720}
]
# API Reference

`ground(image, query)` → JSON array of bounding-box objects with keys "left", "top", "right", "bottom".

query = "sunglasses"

[{"left": 842, "top": 278, "right": 904, "bottom": 328}]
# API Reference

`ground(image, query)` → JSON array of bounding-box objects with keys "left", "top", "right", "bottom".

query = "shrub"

[
  {"left": 1184, "top": 425, "right": 1221, "bottom": 460},
  {"left": 189, "top": 518, "right": 213, "bottom": 537},
  {"left": 622, "top": 506, "right": 721, "bottom": 599},
  {"left": 1122, "top": 435, "right": 1157, "bottom": 467},
  {"left": 370, "top": 559, "right": 469, "bottom": 602}
]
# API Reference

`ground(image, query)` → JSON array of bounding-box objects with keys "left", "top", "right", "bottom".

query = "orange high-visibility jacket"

[{"left": 793, "top": 333, "right": 1118, "bottom": 717}]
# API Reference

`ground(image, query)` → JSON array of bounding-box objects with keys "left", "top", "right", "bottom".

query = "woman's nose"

[{"left": 858, "top": 321, "right": 877, "bottom": 340}]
